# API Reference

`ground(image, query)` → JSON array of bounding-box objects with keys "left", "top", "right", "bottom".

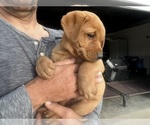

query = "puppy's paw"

[
  {"left": 79, "top": 84, "right": 97, "bottom": 100},
  {"left": 36, "top": 56, "right": 55, "bottom": 79}
]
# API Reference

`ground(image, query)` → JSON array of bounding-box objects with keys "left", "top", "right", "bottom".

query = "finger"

[
  {"left": 34, "top": 113, "right": 42, "bottom": 125},
  {"left": 54, "top": 58, "right": 76, "bottom": 65},
  {"left": 45, "top": 101, "right": 81, "bottom": 119},
  {"left": 35, "top": 112, "right": 42, "bottom": 119},
  {"left": 45, "top": 101, "right": 69, "bottom": 118}
]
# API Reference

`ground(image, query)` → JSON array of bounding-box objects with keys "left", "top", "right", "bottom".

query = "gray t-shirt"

[{"left": 0, "top": 18, "right": 62, "bottom": 118}]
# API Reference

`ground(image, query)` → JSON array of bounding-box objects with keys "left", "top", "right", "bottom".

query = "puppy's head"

[{"left": 61, "top": 10, "right": 105, "bottom": 62}]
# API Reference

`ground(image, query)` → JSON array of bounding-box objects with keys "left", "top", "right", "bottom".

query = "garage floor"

[{"left": 101, "top": 93, "right": 150, "bottom": 119}]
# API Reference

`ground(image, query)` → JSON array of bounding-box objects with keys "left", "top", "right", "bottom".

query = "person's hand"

[
  {"left": 26, "top": 58, "right": 80, "bottom": 111},
  {"left": 26, "top": 58, "right": 104, "bottom": 111},
  {"left": 35, "top": 101, "right": 83, "bottom": 125},
  {"left": 46, "top": 58, "right": 80, "bottom": 102},
  {"left": 45, "top": 101, "right": 82, "bottom": 119}
]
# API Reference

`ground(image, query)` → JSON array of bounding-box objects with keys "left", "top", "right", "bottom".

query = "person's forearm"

[
  {"left": 26, "top": 76, "right": 65, "bottom": 111},
  {"left": 25, "top": 77, "right": 47, "bottom": 111},
  {"left": 0, "top": 85, "right": 32, "bottom": 118}
]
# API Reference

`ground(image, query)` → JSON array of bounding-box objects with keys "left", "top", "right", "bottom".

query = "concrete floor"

[
  {"left": 100, "top": 94, "right": 150, "bottom": 125},
  {"left": 101, "top": 93, "right": 150, "bottom": 119}
]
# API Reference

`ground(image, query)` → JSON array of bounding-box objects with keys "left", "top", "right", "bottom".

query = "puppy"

[{"left": 36, "top": 10, "right": 106, "bottom": 120}]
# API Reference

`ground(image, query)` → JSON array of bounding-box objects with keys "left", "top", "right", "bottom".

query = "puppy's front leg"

[
  {"left": 36, "top": 56, "right": 55, "bottom": 79},
  {"left": 70, "top": 82, "right": 105, "bottom": 116},
  {"left": 78, "top": 59, "right": 105, "bottom": 100}
]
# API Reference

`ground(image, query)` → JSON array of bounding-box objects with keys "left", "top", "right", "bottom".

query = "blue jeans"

[{"left": 84, "top": 100, "right": 103, "bottom": 125}]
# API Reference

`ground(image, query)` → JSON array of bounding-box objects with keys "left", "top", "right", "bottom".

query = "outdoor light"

[{"left": 118, "top": 0, "right": 150, "bottom": 5}]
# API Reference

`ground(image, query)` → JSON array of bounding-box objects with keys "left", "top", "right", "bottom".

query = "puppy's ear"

[{"left": 61, "top": 11, "right": 89, "bottom": 42}]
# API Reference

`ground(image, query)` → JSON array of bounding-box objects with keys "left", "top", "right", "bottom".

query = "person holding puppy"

[{"left": 0, "top": 0, "right": 105, "bottom": 124}]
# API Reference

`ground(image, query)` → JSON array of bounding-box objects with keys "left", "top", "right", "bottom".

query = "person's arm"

[
  {"left": 0, "top": 59, "right": 79, "bottom": 118},
  {"left": 0, "top": 85, "right": 32, "bottom": 118}
]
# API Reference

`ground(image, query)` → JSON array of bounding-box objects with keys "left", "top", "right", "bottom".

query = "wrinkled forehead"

[{"left": 82, "top": 17, "right": 105, "bottom": 36}]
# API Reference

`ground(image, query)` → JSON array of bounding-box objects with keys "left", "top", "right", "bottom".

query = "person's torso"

[{"left": 0, "top": 18, "right": 63, "bottom": 97}]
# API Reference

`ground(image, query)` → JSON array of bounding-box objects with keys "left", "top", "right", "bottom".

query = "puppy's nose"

[{"left": 94, "top": 54, "right": 99, "bottom": 61}]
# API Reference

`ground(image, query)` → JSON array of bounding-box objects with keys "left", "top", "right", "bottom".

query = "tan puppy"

[{"left": 36, "top": 10, "right": 106, "bottom": 119}]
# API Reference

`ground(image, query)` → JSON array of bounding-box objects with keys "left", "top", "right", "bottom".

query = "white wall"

[{"left": 107, "top": 23, "right": 150, "bottom": 74}]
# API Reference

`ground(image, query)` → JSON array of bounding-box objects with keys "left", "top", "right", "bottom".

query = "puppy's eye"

[{"left": 87, "top": 33, "right": 95, "bottom": 39}]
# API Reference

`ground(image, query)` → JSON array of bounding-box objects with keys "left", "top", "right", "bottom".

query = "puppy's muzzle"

[
  {"left": 78, "top": 48, "right": 99, "bottom": 62},
  {"left": 86, "top": 51, "right": 99, "bottom": 62}
]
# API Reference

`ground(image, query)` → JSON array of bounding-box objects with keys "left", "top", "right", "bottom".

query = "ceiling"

[
  {"left": 37, "top": 0, "right": 150, "bottom": 6},
  {"left": 37, "top": 6, "right": 150, "bottom": 34}
]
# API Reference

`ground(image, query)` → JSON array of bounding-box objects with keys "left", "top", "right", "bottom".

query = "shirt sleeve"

[{"left": 0, "top": 85, "right": 32, "bottom": 119}]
